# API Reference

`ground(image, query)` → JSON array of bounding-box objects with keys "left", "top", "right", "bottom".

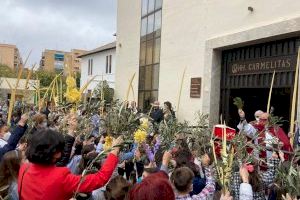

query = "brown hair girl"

[{"left": 0, "top": 150, "right": 22, "bottom": 198}]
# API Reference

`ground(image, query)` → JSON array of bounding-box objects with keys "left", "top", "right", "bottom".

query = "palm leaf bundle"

[
  {"left": 273, "top": 148, "right": 300, "bottom": 199},
  {"left": 210, "top": 123, "right": 235, "bottom": 194},
  {"left": 158, "top": 118, "right": 189, "bottom": 151},
  {"left": 105, "top": 100, "right": 139, "bottom": 138},
  {"left": 187, "top": 112, "right": 211, "bottom": 156},
  {"left": 233, "top": 97, "right": 244, "bottom": 110}
]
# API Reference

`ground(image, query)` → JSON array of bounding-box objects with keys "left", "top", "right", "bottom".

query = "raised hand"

[
  {"left": 111, "top": 136, "right": 124, "bottom": 156},
  {"left": 18, "top": 113, "right": 29, "bottom": 126},
  {"left": 238, "top": 109, "right": 245, "bottom": 119},
  {"left": 162, "top": 151, "right": 172, "bottom": 166},
  {"left": 220, "top": 191, "right": 233, "bottom": 200},
  {"left": 239, "top": 164, "right": 250, "bottom": 183},
  {"left": 201, "top": 153, "right": 211, "bottom": 167}
]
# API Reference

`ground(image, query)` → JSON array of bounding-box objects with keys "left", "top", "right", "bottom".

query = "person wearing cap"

[
  {"left": 150, "top": 101, "right": 164, "bottom": 124},
  {"left": 251, "top": 110, "right": 264, "bottom": 125}
]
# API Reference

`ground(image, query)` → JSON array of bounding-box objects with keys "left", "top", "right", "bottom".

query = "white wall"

[
  {"left": 115, "top": 0, "right": 141, "bottom": 101},
  {"left": 116, "top": 0, "right": 300, "bottom": 123},
  {"left": 80, "top": 48, "right": 116, "bottom": 93},
  {"left": 0, "top": 78, "right": 39, "bottom": 104}
]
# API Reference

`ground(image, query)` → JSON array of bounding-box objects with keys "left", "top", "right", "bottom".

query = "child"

[{"left": 172, "top": 166, "right": 215, "bottom": 200}]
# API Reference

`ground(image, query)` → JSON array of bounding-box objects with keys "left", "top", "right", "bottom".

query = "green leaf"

[{"left": 233, "top": 97, "right": 244, "bottom": 109}]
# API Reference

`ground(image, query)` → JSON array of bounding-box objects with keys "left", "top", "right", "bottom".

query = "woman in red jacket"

[{"left": 18, "top": 128, "right": 122, "bottom": 200}]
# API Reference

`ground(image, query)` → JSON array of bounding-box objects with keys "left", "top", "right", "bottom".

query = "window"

[
  {"left": 140, "top": 42, "right": 146, "bottom": 65},
  {"left": 106, "top": 55, "right": 112, "bottom": 74},
  {"left": 142, "top": 0, "right": 148, "bottom": 16},
  {"left": 138, "top": 0, "right": 162, "bottom": 111},
  {"left": 146, "top": 40, "right": 153, "bottom": 65},
  {"left": 109, "top": 55, "right": 112, "bottom": 73},
  {"left": 88, "top": 58, "right": 93, "bottom": 75},
  {"left": 148, "top": 0, "right": 155, "bottom": 13},
  {"left": 154, "top": 10, "right": 161, "bottom": 37},
  {"left": 152, "top": 64, "right": 159, "bottom": 89},
  {"left": 153, "top": 37, "right": 161, "bottom": 63},
  {"left": 147, "top": 13, "right": 154, "bottom": 35},
  {"left": 106, "top": 56, "right": 108, "bottom": 73},
  {"left": 141, "top": 18, "right": 147, "bottom": 38},
  {"left": 155, "top": 0, "right": 162, "bottom": 9},
  {"left": 54, "top": 53, "right": 64, "bottom": 70}
]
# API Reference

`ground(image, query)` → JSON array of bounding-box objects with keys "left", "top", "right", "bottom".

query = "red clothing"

[
  {"left": 252, "top": 124, "right": 292, "bottom": 162},
  {"left": 18, "top": 153, "right": 118, "bottom": 200},
  {"left": 258, "top": 126, "right": 292, "bottom": 160}
]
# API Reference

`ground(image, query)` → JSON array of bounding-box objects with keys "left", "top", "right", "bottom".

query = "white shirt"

[
  {"left": 265, "top": 130, "right": 274, "bottom": 159},
  {"left": 0, "top": 138, "right": 7, "bottom": 148}
]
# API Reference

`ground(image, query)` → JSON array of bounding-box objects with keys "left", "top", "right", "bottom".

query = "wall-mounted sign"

[
  {"left": 54, "top": 53, "right": 64, "bottom": 61},
  {"left": 190, "top": 78, "right": 201, "bottom": 98},
  {"left": 228, "top": 55, "right": 296, "bottom": 75}
]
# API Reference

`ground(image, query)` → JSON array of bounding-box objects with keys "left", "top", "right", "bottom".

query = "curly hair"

[{"left": 25, "top": 129, "right": 65, "bottom": 165}]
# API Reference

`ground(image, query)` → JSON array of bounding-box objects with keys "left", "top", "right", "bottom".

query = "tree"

[
  {"left": 0, "top": 64, "right": 27, "bottom": 78},
  {"left": 33, "top": 70, "right": 57, "bottom": 88},
  {"left": 75, "top": 72, "right": 81, "bottom": 88}
]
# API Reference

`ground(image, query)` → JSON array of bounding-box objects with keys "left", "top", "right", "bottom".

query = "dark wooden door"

[{"left": 220, "top": 37, "right": 300, "bottom": 130}]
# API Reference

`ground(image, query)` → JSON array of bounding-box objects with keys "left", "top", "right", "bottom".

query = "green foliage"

[
  {"left": 188, "top": 112, "right": 211, "bottom": 156},
  {"left": 94, "top": 80, "right": 114, "bottom": 103},
  {"left": 269, "top": 115, "right": 287, "bottom": 127},
  {"left": 105, "top": 100, "right": 139, "bottom": 138},
  {"left": 0, "top": 64, "right": 15, "bottom": 78},
  {"left": 32, "top": 70, "right": 57, "bottom": 88},
  {"left": 31, "top": 70, "right": 67, "bottom": 101},
  {"left": 233, "top": 97, "right": 244, "bottom": 110},
  {"left": 158, "top": 118, "right": 190, "bottom": 151},
  {"left": 0, "top": 64, "right": 27, "bottom": 78},
  {"left": 274, "top": 148, "right": 300, "bottom": 198},
  {"left": 75, "top": 72, "right": 81, "bottom": 88},
  {"left": 231, "top": 130, "right": 257, "bottom": 166}
]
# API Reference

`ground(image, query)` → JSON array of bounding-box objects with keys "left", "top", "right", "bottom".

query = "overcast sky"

[{"left": 0, "top": 0, "right": 117, "bottom": 67}]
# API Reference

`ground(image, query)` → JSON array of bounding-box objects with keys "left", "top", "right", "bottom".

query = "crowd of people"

[{"left": 0, "top": 99, "right": 299, "bottom": 200}]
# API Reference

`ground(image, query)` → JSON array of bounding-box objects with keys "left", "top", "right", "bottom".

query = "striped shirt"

[{"left": 176, "top": 167, "right": 215, "bottom": 200}]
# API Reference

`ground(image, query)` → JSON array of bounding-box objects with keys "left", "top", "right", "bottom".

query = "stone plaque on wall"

[{"left": 190, "top": 78, "right": 201, "bottom": 98}]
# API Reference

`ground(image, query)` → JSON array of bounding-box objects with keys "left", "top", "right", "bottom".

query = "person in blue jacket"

[{"left": 0, "top": 113, "right": 28, "bottom": 161}]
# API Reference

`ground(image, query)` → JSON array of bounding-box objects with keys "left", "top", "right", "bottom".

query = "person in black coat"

[{"left": 150, "top": 101, "right": 164, "bottom": 124}]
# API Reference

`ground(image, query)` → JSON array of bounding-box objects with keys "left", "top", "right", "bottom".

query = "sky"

[{"left": 0, "top": 0, "right": 117, "bottom": 67}]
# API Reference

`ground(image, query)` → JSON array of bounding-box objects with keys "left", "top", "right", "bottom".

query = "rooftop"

[
  {"left": 0, "top": 43, "right": 17, "bottom": 48},
  {"left": 78, "top": 41, "right": 116, "bottom": 58}
]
